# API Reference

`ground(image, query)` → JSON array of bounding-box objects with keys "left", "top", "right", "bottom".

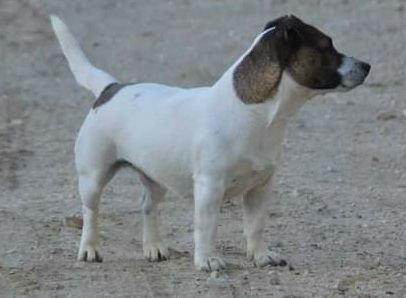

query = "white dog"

[{"left": 51, "top": 15, "right": 370, "bottom": 271}]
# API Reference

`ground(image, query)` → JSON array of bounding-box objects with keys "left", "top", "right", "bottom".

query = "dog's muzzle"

[{"left": 338, "top": 56, "right": 371, "bottom": 89}]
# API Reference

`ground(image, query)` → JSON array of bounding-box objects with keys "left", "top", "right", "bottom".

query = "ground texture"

[{"left": 1, "top": 0, "right": 406, "bottom": 297}]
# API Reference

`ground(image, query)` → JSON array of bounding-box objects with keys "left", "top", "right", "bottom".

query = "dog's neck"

[
  {"left": 213, "top": 64, "right": 313, "bottom": 130},
  {"left": 266, "top": 72, "right": 313, "bottom": 126},
  {"left": 212, "top": 28, "right": 315, "bottom": 129},
  {"left": 210, "top": 68, "right": 312, "bottom": 168}
]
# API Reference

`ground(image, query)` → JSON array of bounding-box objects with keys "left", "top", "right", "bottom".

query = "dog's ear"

[
  {"left": 273, "top": 15, "right": 302, "bottom": 65},
  {"left": 233, "top": 15, "right": 305, "bottom": 104},
  {"left": 233, "top": 26, "right": 284, "bottom": 104},
  {"left": 263, "top": 16, "right": 286, "bottom": 31}
]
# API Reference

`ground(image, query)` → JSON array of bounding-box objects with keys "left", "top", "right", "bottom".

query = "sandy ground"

[{"left": 1, "top": 0, "right": 406, "bottom": 297}]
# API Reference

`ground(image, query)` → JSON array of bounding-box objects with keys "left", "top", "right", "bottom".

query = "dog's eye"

[
  {"left": 318, "top": 37, "right": 333, "bottom": 50},
  {"left": 324, "top": 38, "right": 333, "bottom": 49}
]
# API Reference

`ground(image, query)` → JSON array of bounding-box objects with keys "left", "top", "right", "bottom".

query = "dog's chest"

[
  {"left": 221, "top": 122, "right": 285, "bottom": 199},
  {"left": 224, "top": 165, "right": 275, "bottom": 199}
]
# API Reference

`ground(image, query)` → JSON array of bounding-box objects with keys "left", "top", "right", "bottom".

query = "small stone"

[
  {"left": 310, "top": 243, "right": 322, "bottom": 250},
  {"left": 65, "top": 216, "right": 83, "bottom": 229},
  {"left": 275, "top": 241, "right": 283, "bottom": 248},
  {"left": 8, "top": 269, "right": 18, "bottom": 275},
  {"left": 141, "top": 31, "right": 153, "bottom": 37},
  {"left": 303, "top": 270, "right": 309, "bottom": 277},
  {"left": 211, "top": 271, "right": 220, "bottom": 279},
  {"left": 268, "top": 271, "right": 280, "bottom": 285},
  {"left": 327, "top": 166, "right": 337, "bottom": 173},
  {"left": 55, "top": 284, "right": 64, "bottom": 290},
  {"left": 336, "top": 277, "right": 355, "bottom": 293},
  {"left": 377, "top": 112, "right": 397, "bottom": 121},
  {"left": 297, "top": 122, "right": 306, "bottom": 129},
  {"left": 206, "top": 272, "right": 228, "bottom": 288},
  {"left": 6, "top": 249, "right": 16, "bottom": 254},
  {"left": 8, "top": 119, "right": 24, "bottom": 127}
]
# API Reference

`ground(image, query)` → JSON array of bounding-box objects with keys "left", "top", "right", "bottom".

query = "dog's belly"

[
  {"left": 148, "top": 166, "right": 275, "bottom": 200},
  {"left": 126, "top": 154, "right": 275, "bottom": 199}
]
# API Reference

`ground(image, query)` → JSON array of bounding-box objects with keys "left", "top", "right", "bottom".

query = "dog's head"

[{"left": 233, "top": 15, "right": 371, "bottom": 104}]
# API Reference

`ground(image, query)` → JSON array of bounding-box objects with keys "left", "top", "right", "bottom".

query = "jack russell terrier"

[{"left": 51, "top": 15, "right": 370, "bottom": 271}]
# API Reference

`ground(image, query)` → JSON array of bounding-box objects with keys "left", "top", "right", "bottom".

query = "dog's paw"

[
  {"left": 195, "top": 256, "right": 226, "bottom": 272},
  {"left": 143, "top": 242, "right": 169, "bottom": 262},
  {"left": 251, "top": 250, "right": 287, "bottom": 267},
  {"left": 78, "top": 247, "right": 103, "bottom": 263}
]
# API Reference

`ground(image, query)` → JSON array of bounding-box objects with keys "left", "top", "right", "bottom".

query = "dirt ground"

[{"left": 1, "top": 0, "right": 406, "bottom": 297}]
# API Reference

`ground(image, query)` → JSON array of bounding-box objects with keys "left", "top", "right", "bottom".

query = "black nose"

[{"left": 360, "top": 62, "right": 371, "bottom": 75}]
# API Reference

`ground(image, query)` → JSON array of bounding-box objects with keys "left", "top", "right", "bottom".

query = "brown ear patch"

[
  {"left": 233, "top": 32, "right": 283, "bottom": 104},
  {"left": 93, "top": 82, "right": 133, "bottom": 109}
]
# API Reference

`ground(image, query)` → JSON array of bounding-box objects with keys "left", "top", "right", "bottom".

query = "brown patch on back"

[
  {"left": 93, "top": 82, "right": 133, "bottom": 109},
  {"left": 233, "top": 32, "right": 283, "bottom": 104}
]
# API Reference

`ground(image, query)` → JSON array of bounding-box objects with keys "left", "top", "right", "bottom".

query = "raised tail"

[{"left": 50, "top": 15, "right": 118, "bottom": 97}]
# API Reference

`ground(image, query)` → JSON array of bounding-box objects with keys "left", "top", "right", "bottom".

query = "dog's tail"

[{"left": 50, "top": 15, "right": 118, "bottom": 97}]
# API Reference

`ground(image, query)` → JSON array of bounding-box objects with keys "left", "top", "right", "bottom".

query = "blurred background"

[{"left": 0, "top": 0, "right": 406, "bottom": 297}]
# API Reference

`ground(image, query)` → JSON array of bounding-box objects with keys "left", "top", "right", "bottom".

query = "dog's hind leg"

[
  {"left": 139, "top": 175, "right": 169, "bottom": 261},
  {"left": 140, "top": 174, "right": 169, "bottom": 262},
  {"left": 77, "top": 170, "right": 111, "bottom": 262},
  {"left": 75, "top": 129, "right": 118, "bottom": 262}
]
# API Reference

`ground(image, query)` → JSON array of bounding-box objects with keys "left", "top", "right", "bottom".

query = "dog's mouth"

[
  {"left": 340, "top": 78, "right": 366, "bottom": 90},
  {"left": 340, "top": 73, "right": 370, "bottom": 90}
]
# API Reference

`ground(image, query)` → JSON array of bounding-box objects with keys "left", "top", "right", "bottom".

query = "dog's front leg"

[
  {"left": 193, "top": 175, "right": 226, "bottom": 271},
  {"left": 243, "top": 178, "right": 287, "bottom": 267}
]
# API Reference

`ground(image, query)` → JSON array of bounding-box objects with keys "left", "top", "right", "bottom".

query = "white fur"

[
  {"left": 338, "top": 56, "right": 355, "bottom": 76},
  {"left": 50, "top": 15, "right": 118, "bottom": 97},
  {"left": 52, "top": 16, "right": 324, "bottom": 270},
  {"left": 338, "top": 56, "right": 368, "bottom": 89}
]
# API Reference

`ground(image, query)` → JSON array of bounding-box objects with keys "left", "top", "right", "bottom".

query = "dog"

[{"left": 51, "top": 14, "right": 370, "bottom": 271}]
